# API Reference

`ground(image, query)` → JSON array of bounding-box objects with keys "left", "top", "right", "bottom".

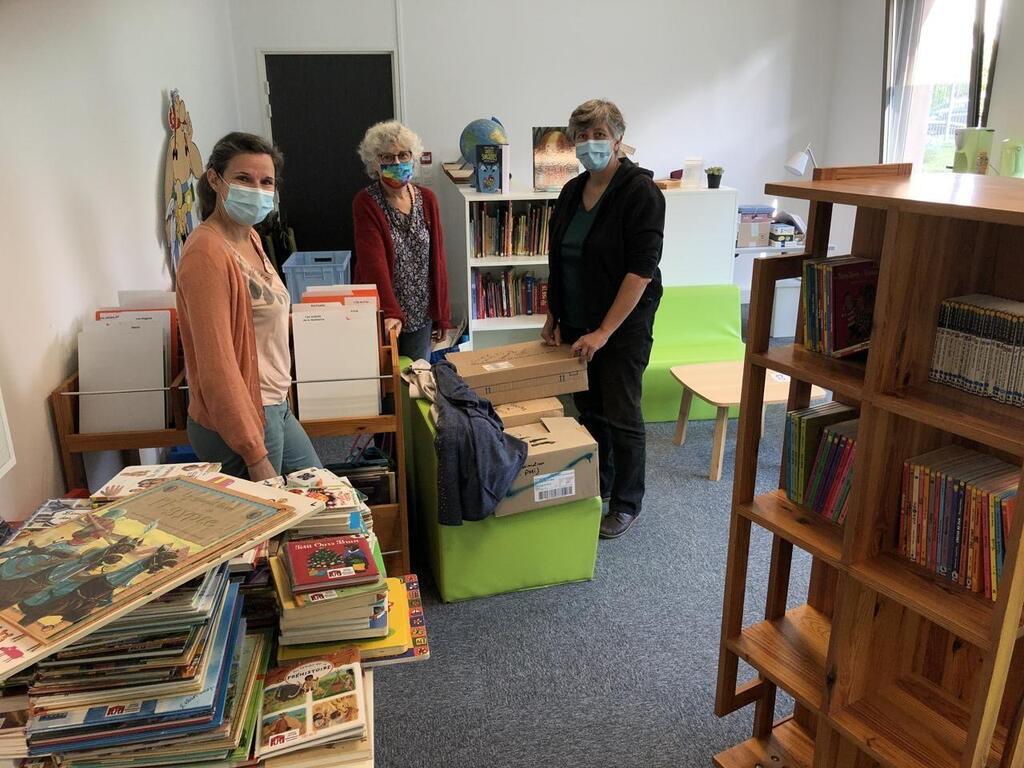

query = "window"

[{"left": 883, "top": 0, "right": 1004, "bottom": 171}]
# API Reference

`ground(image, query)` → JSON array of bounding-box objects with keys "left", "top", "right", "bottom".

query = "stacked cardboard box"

[
  {"left": 736, "top": 205, "right": 773, "bottom": 247},
  {"left": 449, "top": 342, "right": 600, "bottom": 517}
]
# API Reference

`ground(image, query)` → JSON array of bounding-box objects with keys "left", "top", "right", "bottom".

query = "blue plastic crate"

[{"left": 281, "top": 250, "right": 352, "bottom": 304}]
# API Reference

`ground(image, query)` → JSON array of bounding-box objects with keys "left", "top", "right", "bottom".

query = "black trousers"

[{"left": 561, "top": 297, "right": 657, "bottom": 517}]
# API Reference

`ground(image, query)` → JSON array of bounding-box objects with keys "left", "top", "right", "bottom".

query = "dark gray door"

[{"left": 264, "top": 53, "right": 395, "bottom": 252}]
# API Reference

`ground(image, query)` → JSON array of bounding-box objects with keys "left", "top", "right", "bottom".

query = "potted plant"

[{"left": 705, "top": 166, "right": 724, "bottom": 189}]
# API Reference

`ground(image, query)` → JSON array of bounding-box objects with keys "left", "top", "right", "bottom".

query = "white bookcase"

[{"left": 436, "top": 176, "right": 740, "bottom": 350}]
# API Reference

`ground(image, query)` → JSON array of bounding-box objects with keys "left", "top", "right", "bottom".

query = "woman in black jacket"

[{"left": 542, "top": 99, "right": 665, "bottom": 539}]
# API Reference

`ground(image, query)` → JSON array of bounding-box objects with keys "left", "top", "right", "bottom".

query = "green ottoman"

[{"left": 409, "top": 398, "right": 601, "bottom": 602}]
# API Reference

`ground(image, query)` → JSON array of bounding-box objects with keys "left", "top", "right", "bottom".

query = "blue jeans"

[
  {"left": 187, "top": 402, "right": 322, "bottom": 478},
  {"left": 398, "top": 324, "right": 432, "bottom": 362}
]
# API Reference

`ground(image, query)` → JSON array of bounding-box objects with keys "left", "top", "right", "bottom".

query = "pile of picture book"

[
  {"left": 899, "top": 445, "right": 1019, "bottom": 601},
  {"left": 801, "top": 256, "right": 879, "bottom": 357},
  {"left": 0, "top": 462, "right": 432, "bottom": 768},
  {"left": 784, "top": 403, "right": 859, "bottom": 523},
  {"left": 929, "top": 293, "right": 1024, "bottom": 407}
]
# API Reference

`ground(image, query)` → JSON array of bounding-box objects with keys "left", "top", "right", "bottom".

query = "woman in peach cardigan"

[{"left": 176, "top": 132, "right": 320, "bottom": 480}]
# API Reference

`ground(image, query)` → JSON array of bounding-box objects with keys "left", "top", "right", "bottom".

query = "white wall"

[
  {"left": 400, "top": 0, "right": 841, "bottom": 209},
  {"left": 818, "top": 0, "right": 886, "bottom": 252},
  {"left": 988, "top": 0, "right": 1024, "bottom": 150},
  {"left": 0, "top": 0, "right": 240, "bottom": 519},
  {"left": 228, "top": 0, "right": 398, "bottom": 138}
]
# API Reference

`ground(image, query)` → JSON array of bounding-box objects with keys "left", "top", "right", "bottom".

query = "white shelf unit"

[
  {"left": 437, "top": 180, "right": 559, "bottom": 349},
  {"left": 437, "top": 178, "right": 741, "bottom": 349}
]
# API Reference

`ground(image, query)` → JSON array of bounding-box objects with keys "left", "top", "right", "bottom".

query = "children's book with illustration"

[
  {"left": 0, "top": 475, "right": 322, "bottom": 681},
  {"left": 283, "top": 537, "right": 379, "bottom": 593},
  {"left": 258, "top": 649, "right": 365, "bottom": 759},
  {"left": 532, "top": 126, "right": 579, "bottom": 192}
]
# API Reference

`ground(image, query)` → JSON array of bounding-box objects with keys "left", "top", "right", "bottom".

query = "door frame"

[{"left": 256, "top": 48, "right": 403, "bottom": 142}]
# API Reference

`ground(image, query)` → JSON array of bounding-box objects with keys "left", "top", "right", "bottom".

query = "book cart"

[
  {"left": 50, "top": 327, "right": 411, "bottom": 577},
  {"left": 715, "top": 163, "right": 1024, "bottom": 768}
]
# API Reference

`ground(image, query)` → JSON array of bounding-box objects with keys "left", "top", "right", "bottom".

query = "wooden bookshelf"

[{"left": 715, "top": 165, "right": 1024, "bottom": 768}]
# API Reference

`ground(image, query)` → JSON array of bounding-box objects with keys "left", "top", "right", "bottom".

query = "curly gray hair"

[{"left": 356, "top": 120, "right": 424, "bottom": 179}]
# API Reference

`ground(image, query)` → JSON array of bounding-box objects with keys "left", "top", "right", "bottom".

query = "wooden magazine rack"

[{"left": 50, "top": 327, "right": 410, "bottom": 576}]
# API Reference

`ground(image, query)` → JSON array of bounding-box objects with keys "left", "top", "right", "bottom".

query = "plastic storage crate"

[{"left": 281, "top": 250, "right": 352, "bottom": 304}]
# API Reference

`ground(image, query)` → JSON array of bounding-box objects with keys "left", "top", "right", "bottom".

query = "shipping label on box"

[
  {"left": 448, "top": 341, "right": 588, "bottom": 405},
  {"left": 494, "top": 397, "right": 564, "bottom": 428},
  {"left": 495, "top": 417, "right": 599, "bottom": 516}
]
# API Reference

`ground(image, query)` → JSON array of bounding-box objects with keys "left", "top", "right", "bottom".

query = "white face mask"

[{"left": 219, "top": 175, "right": 275, "bottom": 226}]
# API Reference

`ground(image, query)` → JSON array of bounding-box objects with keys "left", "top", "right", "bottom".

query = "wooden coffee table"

[{"left": 671, "top": 360, "right": 826, "bottom": 481}]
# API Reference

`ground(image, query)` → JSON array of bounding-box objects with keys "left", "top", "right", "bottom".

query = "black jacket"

[
  {"left": 432, "top": 361, "right": 528, "bottom": 525},
  {"left": 547, "top": 158, "right": 665, "bottom": 331}
]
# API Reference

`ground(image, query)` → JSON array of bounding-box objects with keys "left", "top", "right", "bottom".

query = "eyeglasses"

[{"left": 379, "top": 151, "right": 413, "bottom": 164}]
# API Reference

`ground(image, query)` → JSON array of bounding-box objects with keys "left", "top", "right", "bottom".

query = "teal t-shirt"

[{"left": 560, "top": 200, "right": 601, "bottom": 329}]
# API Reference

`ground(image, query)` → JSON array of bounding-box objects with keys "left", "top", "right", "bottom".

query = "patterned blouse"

[{"left": 368, "top": 183, "right": 431, "bottom": 332}]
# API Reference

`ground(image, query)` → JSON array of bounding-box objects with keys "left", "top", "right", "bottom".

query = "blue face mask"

[
  {"left": 576, "top": 140, "right": 614, "bottom": 172},
  {"left": 220, "top": 178, "right": 275, "bottom": 226}
]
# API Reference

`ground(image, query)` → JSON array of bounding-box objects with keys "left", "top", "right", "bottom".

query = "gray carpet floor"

[{"left": 316, "top": 402, "right": 811, "bottom": 767}]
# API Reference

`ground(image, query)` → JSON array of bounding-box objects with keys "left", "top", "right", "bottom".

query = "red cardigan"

[{"left": 352, "top": 185, "right": 451, "bottom": 329}]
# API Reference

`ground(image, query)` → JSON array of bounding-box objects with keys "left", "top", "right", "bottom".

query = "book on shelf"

[
  {"left": 802, "top": 418, "right": 858, "bottom": 524},
  {"left": 475, "top": 144, "right": 501, "bottom": 194},
  {"left": 472, "top": 269, "right": 549, "bottom": 320},
  {"left": 532, "top": 127, "right": 579, "bottom": 192},
  {"left": 802, "top": 256, "right": 879, "bottom": 357},
  {"left": 784, "top": 402, "right": 858, "bottom": 508},
  {"left": 899, "top": 445, "right": 1018, "bottom": 601},
  {"left": 929, "top": 293, "right": 1024, "bottom": 406},
  {"left": 469, "top": 200, "right": 554, "bottom": 258}
]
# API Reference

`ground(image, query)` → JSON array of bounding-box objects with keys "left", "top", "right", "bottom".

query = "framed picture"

[{"left": 0, "top": 384, "right": 14, "bottom": 480}]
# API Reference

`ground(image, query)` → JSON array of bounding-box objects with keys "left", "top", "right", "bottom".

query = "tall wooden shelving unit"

[{"left": 714, "top": 164, "right": 1024, "bottom": 768}]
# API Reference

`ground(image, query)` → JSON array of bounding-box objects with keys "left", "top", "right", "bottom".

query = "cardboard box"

[
  {"left": 737, "top": 221, "right": 771, "bottom": 248},
  {"left": 447, "top": 341, "right": 588, "bottom": 406},
  {"left": 770, "top": 223, "right": 796, "bottom": 237},
  {"left": 494, "top": 397, "right": 564, "bottom": 428},
  {"left": 739, "top": 212, "right": 772, "bottom": 223},
  {"left": 496, "top": 417, "right": 599, "bottom": 516}
]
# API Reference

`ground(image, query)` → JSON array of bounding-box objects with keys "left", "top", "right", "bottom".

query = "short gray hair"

[
  {"left": 356, "top": 120, "right": 424, "bottom": 179},
  {"left": 568, "top": 99, "right": 626, "bottom": 142}
]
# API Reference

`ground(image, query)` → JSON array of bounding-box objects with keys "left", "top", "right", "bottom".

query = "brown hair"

[
  {"left": 567, "top": 99, "right": 626, "bottom": 143},
  {"left": 197, "top": 132, "right": 284, "bottom": 220}
]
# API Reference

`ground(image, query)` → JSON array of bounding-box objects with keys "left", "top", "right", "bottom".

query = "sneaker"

[{"left": 599, "top": 511, "right": 637, "bottom": 539}]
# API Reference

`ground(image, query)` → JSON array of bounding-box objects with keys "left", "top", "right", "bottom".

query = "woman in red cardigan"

[{"left": 353, "top": 121, "right": 450, "bottom": 361}]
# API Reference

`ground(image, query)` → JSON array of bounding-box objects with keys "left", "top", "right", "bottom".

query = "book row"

[
  {"left": 899, "top": 445, "right": 1019, "bottom": 602},
  {"left": 930, "top": 293, "right": 1024, "bottom": 407},
  {"left": 472, "top": 269, "right": 549, "bottom": 320},
  {"left": 801, "top": 256, "right": 879, "bottom": 358},
  {"left": 469, "top": 201, "right": 554, "bottom": 258},
  {"left": 784, "top": 402, "right": 859, "bottom": 523}
]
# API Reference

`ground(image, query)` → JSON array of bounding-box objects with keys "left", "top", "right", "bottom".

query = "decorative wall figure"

[{"left": 163, "top": 90, "right": 203, "bottom": 271}]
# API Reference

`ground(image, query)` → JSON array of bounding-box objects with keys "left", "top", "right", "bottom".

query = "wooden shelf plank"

[
  {"left": 737, "top": 491, "right": 843, "bottom": 567},
  {"left": 872, "top": 382, "right": 1024, "bottom": 457},
  {"left": 765, "top": 173, "right": 1024, "bottom": 227},
  {"left": 470, "top": 255, "right": 548, "bottom": 267},
  {"left": 725, "top": 605, "right": 830, "bottom": 714},
  {"left": 713, "top": 717, "right": 814, "bottom": 768},
  {"left": 849, "top": 552, "right": 994, "bottom": 651},
  {"left": 470, "top": 315, "right": 546, "bottom": 331},
  {"left": 831, "top": 677, "right": 1006, "bottom": 768},
  {"left": 67, "top": 429, "right": 188, "bottom": 452},
  {"left": 749, "top": 344, "right": 865, "bottom": 402},
  {"left": 300, "top": 414, "right": 397, "bottom": 438}
]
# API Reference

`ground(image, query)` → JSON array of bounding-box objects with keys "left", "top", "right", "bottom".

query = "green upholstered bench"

[
  {"left": 408, "top": 398, "right": 601, "bottom": 602},
  {"left": 642, "top": 284, "right": 746, "bottom": 423}
]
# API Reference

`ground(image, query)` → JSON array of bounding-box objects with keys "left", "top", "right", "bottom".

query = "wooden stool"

[{"left": 670, "top": 361, "right": 825, "bottom": 481}]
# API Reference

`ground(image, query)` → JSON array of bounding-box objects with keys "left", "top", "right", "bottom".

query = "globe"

[{"left": 459, "top": 117, "right": 508, "bottom": 166}]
